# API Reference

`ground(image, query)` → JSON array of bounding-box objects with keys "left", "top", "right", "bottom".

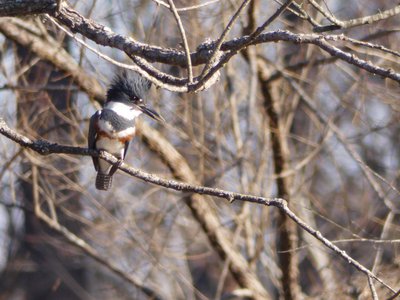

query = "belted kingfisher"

[{"left": 88, "top": 71, "right": 163, "bottom": 191}]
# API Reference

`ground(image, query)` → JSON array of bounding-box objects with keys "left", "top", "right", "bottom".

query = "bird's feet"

[
  {"left": 116, "top": 159, "right": 123, "bottom": 167},
  {"left": 109, "top": 159, "right": 123, "bottom": 176}
]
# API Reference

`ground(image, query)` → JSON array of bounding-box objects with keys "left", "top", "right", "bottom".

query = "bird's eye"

[{"left": 132, "top": 96, "right": 143, "bottom": 103}]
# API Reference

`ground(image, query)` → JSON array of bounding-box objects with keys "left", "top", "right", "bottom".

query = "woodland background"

[{"left": 0, "top": 0, "right": 399, "bottom": 299}]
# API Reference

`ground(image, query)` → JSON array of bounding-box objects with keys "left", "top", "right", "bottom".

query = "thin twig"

[
  {"left": 368, "top": 276, "right": 379, "bottom": 300},
  {"left": 313, "top": 3, "right": 400, "bottom": 32},
  {"left": 333, "top": 238, "right": 400, "bottom": 245},
  {"left": 167, "top": 0, "right": 193, "bottom": 83},
  {"left": 274, "top": 0, "right": 320, "bottom": 27},
  {"left": 307, "top": 0, "right": 341, "bottom": 26},
  {"left": 323, "top": 34, "right": 400, "bottom": 58},
  {"left": 286, "top": 79, "right": 397, "bottom": 212},
  {"left": 247, "top": 0, "right": 294, "bottom": 41}
]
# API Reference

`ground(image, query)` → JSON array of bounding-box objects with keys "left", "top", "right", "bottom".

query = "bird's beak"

[{"left": 137, "top": 105, "right": 165, "bottom": 123}]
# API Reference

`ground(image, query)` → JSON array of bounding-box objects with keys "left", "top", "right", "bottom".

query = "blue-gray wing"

[{"left": 88, "top": 110, "right": 101, "bottom": 171}]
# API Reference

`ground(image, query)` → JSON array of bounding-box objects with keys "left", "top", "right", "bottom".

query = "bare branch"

[
  {"left": 247, "top": 0, "right": 294, "bottom": 41},
  {"left": 307, "top": 0, "right": 341, "bottom": 26},
  {"left": 151, "top": 0, "right": 220, "bottom": 12},
  {"left": 167, "top": 0, "right": 193, "bottom": 82},
  {"left": 47, "top": 5, "right": 400, "bottom": 87},
  {"left": 0, "top": 118, "right": 396, "bottom": 295},
  {"left": 46, "top": 16, "right": 189, "bottom": 92},
  {"left": 368, "top": 276, "right": 379, "bottom": 300},
  {"left": 387, "top": 289, "right": 400, "bottom": 300},
  {"left": 323, "top": 34, "right": 400, "bottom": 58},
  {"left": 191, "top": 30, "right": 400, "bottom": 93},
  {"left": 199, "top": 0, "right": 252, "bottom": 80}
]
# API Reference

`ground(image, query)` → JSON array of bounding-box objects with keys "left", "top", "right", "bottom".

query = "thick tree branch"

[
  {"left": 0, "top": 2, "right": 399, "bottom": 90},
  {"left": 47, "top": 4, "right": 400, "bottom": 86}
]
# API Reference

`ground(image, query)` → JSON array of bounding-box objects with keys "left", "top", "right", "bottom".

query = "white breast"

[{"left": 96, "top": 136, "right": 125, "bottom": 155}]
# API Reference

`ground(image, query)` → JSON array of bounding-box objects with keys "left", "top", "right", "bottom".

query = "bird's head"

[{"left": 106, "top": 71, "right": 164, "bottom": 122}]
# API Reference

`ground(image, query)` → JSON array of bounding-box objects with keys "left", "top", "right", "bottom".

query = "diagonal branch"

[
  {"left": 0, "top": 117, "right": 278, "bottom": 207},
  {"left": 247, "top": 0, "right": 294, "bottom": 41},
  {"left": 32, "top": 192, "right": 164, "bottom": 300},
  {"left": 0, "top": 118, "right": 397, "bottom": 295}
]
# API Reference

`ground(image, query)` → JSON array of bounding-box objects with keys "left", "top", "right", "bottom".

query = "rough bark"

[
  {"left": 243, "top": 2, "right": 301, "bottom": 298},
  {"left": 259, "top": 78, "right": 301, "bottom": 300},
  {"left": 0, "top": 0, "right": 57, "bottom": 17}
]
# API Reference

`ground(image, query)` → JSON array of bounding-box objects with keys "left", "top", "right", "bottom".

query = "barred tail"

[{"left": 96, "top": 173, "right": 113, "bottom": 191}]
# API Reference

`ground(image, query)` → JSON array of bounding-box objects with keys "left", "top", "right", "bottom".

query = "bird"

[{"left": 88, "top": 71, "right": 164, "bottom": 191}]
